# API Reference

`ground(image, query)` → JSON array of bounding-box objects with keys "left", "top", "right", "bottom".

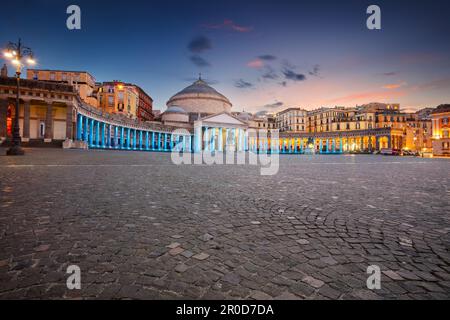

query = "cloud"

[
  {"left": 260, "top": 66, "right": 278, "bottom": 80},
  {"left": 309, "top": 64, "right": 320, "bottom": 76},
  {"left": 382, "top": 82, "right": 407, "bottom": 90},
  {"left": 188, "top": 36, "right": 212, "bottom": 53},
  {"left": 248, "top": 55, "right": 278, "bottom": 69},
  {"left": 382, "top": 71, "right": 397, "bottom": 76},
  {"left": 327, "top": 90, "right": 406, "bottom": 104},
  {"left": 234, "top": 79, "right": 254, "bottom": 89},
  {"left": 258, "top": 55, "right": 277, "bottom": 61},
  {"left": 247, "top": 58, "right": 264, "bottom": 69},
  {"left": 190, "top": 55, "right": 210, "bottom": 67},
  {"left": 283, "top": 68, "right": 306, "bottom": 81},
  {"left": 203, "top": 19, "right": 253, "bottom": 33},
  {"left": 264, "top": 101, "right": 284, "bottom": 109}
]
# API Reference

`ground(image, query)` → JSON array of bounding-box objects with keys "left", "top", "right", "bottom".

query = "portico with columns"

[
  {"left": 0, "top": 77, "right": 77, "bottom": 144},
  {"left": 193, "top": 112, "right": 248, "bottom": 152}
]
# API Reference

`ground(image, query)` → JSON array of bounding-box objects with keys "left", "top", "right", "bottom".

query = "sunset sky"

[{"left": 1, "top": 0, "right": 450, "bottom": 113}]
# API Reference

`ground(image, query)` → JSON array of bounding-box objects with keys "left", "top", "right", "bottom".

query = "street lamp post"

[{"left": 3, "top": 38, "right": 36, "bottom": 156}]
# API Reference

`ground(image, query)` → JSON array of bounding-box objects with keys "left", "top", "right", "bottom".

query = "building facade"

[
  {"left": 97, "top": 82, "right": 139, "bottom": 119},
  {"left": 133, "top": 84, "right": 154, "bottom": 121},
  {"left": 0, "top": 77, "right": 77, "bottom": 144},
  {"left": 26, "top": 69, "right": 97, "bottom": 107},
  {"left": 276, "top": 108, "right": 307, "bottom": 132},
  {"left": 431, "top": 104, "right": 450, "bottom": 156}
]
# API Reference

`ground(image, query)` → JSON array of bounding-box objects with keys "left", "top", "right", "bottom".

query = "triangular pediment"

[{"left": 200, "top": 112, "right": 247, "bottom": 126}]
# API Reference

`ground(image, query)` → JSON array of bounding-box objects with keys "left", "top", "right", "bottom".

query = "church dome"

[
  {"left": 167, "top": 78, "right": 232, "bottom": 115},
  {"left": 162, "top": 106, "right": 189, "bottom": 123},
  {"left": 164, "top": 106, "right": 187, "bottom": 114}
]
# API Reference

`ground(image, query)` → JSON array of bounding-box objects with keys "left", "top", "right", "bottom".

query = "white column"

[{"left": 218, "top": 128, "right": 223, "bottom": 151}]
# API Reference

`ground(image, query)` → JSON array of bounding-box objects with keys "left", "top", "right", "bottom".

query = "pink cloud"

[
  {"left": 382, "top": 81, "right": 407, "bottom": 89},
  {"left": 202, "top": 19, "right": 253, "bottom": 33},
  {"left": 247, "top": 58, "right": 264, "bottom": 68},
  {"left": 327, "top": 90, "right": 406, "bottom": 104}
]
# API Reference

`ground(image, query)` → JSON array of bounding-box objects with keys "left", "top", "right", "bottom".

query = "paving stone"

[
  {"left": 166, "top": 242, "right": 181, "bottom": 249},
  {"left": 192, "top": 253, "right": 210, "bottom": 261},
  {"left": 250, "top": 290, "right": 273, "bottom": 300},
  {"left": 274, "top": 291, "right": 302, "bottom": 300},
  {"left": 302, "top": 276, "right": 325, "bottom": 289},
  {"left": 383, "top": 270, "right": 404, "bottom": 281},
  {"left": 169, "top": 247, "right": 185, "bottom": 255},
  {"left": 175, "top": 264, "right": 189, "bottom": 273},
  {"left": 180, "top": 250, "right": 194, "bottom": 258}
]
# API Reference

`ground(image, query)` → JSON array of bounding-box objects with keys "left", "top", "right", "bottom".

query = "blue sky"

[{"left": 1, "top": 0, "right": 450, "bottom": 112}]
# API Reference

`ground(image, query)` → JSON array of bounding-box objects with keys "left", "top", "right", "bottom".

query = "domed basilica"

[
  {"left": 165, "top": 77, "right": 232, "bottom": 122},
  {"left": 160, "top": 76, "right": 250, "bottom": 152}
]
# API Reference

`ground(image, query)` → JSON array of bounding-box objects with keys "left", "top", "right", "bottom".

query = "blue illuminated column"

[
  {"left": 162, "top": 133, "right": 166, "bottom": 150},
  {"left": 77, "top": 114, "right": 83, "bottom": 140},
  {"left": 340, "top": 138, "right": 343, "bottom": 153},
  {"left": 113, "top": 126, "right": 118, "bottom": 148},
  {"left": 139, "top": 131, "right": 143, "bottom": 150},
  {"left": 151, "top": 132, "right": 155, "bottom": 150},
  {"left": 106, "top": 124, "right": 110, "bottom": 148},
  {"left": 133, "top": 130, "right": 137, "bottom": 149},
  {"left": 157, "top": 132, "right": 161, "bottom": 150},
  {"left": 95, "top": 121, "right": 100, "bottom": 147},
  {"left": 332, "top": 139, "right": 336, "bottom": 153},
  {"left": 118, "top": 127, "right": 123, "bottom": 149},
  {"left": 100, "top": 122, "right": 105, "bottom": 147},
  {"left": 89, "top": 119, "right": 94, "bottom": 147},
  {"left": 83, "top": 117, "right": 88, "bottom": 142},
  {"left": 145, "top": 131, "right": 149, "bottom": 150},
  {"left": 319, "top": 139, "right": 323, "bottom": 154}
]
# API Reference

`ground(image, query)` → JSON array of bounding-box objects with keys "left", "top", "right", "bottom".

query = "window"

[
  {"left": 33, "top": 72, "right": 38, "bottom": 80},
  {"left": 50, "top": 72, "right": 56, "bottom": 81},
  {"left": 108, "top": 96, "right": 114, "bottom": 106},
  {"left": 62, "top": 73, "right": 67, "bottom": 81},
  {"left": 443, "top": 118, "right": 449, "bottom": 125}
]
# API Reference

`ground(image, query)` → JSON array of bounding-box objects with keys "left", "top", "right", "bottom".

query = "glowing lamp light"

[
  {"left": 27, "top": 58, "right": 36, "bottom": 65},
  {"left": 4, "top": 51, "right": 13, "bottom": 58},
  {"left": 117, "top": 84, "right": 124, "bottom": 90},
  {"left": 11, "top": 59, "right": 20, "bottom": 66}
]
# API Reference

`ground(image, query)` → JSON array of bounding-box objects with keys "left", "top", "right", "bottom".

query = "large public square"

[{"left": 0, "top": 148, "right": 449, "bottom": 300}]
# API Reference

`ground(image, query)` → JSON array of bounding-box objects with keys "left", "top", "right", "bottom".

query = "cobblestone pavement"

[{"left": 0, "top": 148, "right": 449, "bottom": 300}]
